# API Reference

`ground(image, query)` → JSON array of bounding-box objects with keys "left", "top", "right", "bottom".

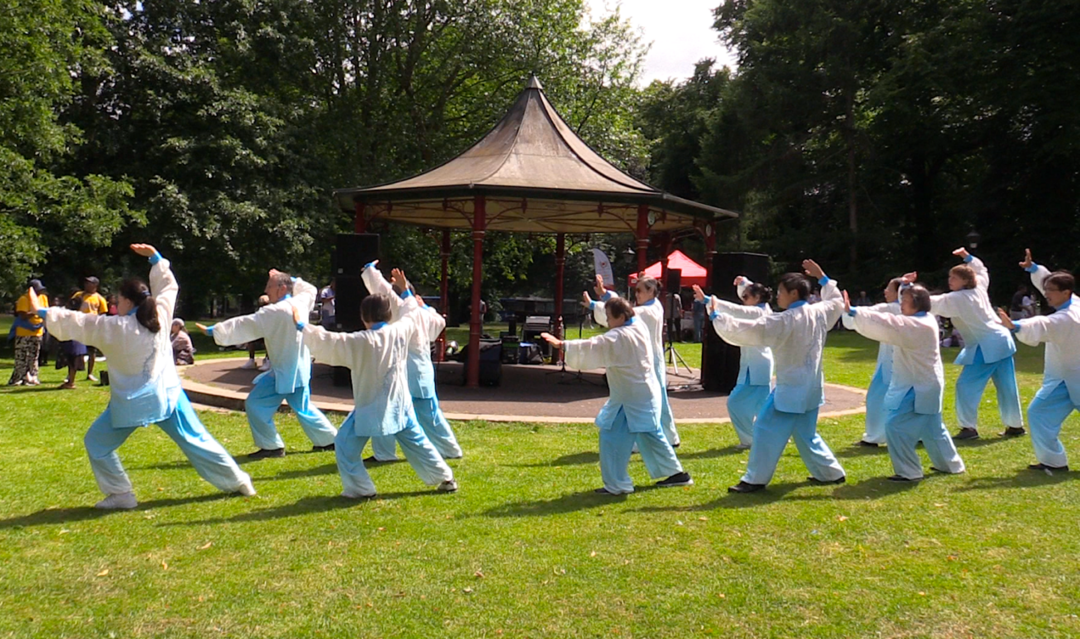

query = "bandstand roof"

[{"left": 333, "top": 76, "right": 737, "bottom": 234}]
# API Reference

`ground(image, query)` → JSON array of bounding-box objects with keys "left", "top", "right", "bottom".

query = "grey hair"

[
  {"left": 269, "top": 272, "right": 294, "bottom": 295},
  {"left": 901, "top": 284, "right": 932, "bottom": 313}
]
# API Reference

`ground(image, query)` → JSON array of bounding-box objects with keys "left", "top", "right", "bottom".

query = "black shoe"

[
  {"left": 856, "top": 440, "right": 880, "bottom": 448},
  {"left": 952, "top": 428, "right": 979, "bottom": 441},
  {"left": 363, "top": 455, "right": 395, "bottom": 464},
  {"left": 671, "top": 442, "right": 680, "bottom": 449},
  {"left": 594, "top": 487, "right": 617, "bottom": 495},
  {"left": 656, "top": 472, "right": 693, "bottom": 487},
  {"left": 1001, "top": 427, "right": 1027, "bottom": 437},
  {"left": 247, "top": 448, "right": 285, "bottom": 459},
  {"left": 312, "top": 443, "right": 335, "bottom": 452},
  {"left": 728, "top": 481, "right": 766, "bottom": 493},
  {"left": 807, "top": 475, "right": 846, "bottom": 485},
  {"left": 887, "top": 474, "right": 920, "bottom": 482},
  {"left": 1028, "top": 463, "right": 1069, "bottom": 472}
]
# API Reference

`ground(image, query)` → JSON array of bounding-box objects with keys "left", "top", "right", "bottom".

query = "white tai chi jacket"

[
  {"left": 842, "top": 301, "right": 901, "bottom": 379},
  {"left": 44, "top": 257, "right": 182, "bottom": 428},
  {"left": 563, "top": 318, "right": 661, "bottom": 432},
  {"left": 929, "top": 256, "right": 1016, "bottom": 365},
  {"left": 849, "top": 309, "right": 944, "bottom": 415},
  {"left": 302, "top": 318, "right": 416, "bottom": 437},
  {"left": 1014, "top": 264, "right": 1080, "bottom": 404},
  {"left": 708, "top": 278, "right": 774, "bottom": 387},
  {"left": 361, "top": 266, "right": 445, "bottom": 399},
  {"left": 709, "top": 278, "right": 844, "bottom": 414},
  {"left": 210, "top": 277, "right": 318, "bottom": 394}
]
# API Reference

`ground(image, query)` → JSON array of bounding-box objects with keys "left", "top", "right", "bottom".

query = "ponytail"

[{"left": 120, "top": 278, "right": 161, "bottom": 333}]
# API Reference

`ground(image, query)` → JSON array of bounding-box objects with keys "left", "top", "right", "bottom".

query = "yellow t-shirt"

[
  {"left": 15, "top": 293, "right": 49, "bottom": 337},
  {"left": 79, "top": 292, "right": 108, "bottom": 315}
]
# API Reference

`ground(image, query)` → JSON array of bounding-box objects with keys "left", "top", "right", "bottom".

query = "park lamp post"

[{"left": 966, "top": 230, "right": 981, "bottom": 250}]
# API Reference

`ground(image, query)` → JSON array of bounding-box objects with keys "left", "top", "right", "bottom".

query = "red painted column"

[
  {"left": 635, "top": 204, "right": 650, "bottom": 274},
  {"left": 436, "top": 228, "right": 451, "bottom": 362},
  {"left": 354, "top": 201, "right": 366, "bottom": 233},
  {"left": 554, "top": 232, "right": 566, "bottom": 361},
  {"left": 466, "top": 197, "right": 486, "bottom": 388}
]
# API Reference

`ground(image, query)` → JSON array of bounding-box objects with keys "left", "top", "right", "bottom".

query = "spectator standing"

[{"left": 8, "top": 280, "right": 49, "bottom": 386}]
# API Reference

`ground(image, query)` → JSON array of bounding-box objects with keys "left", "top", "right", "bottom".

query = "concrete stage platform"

[{"left": 181, "top": 358, "right": 866, "bottom": 424}]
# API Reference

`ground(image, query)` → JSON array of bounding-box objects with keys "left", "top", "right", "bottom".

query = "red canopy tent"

[{"left": 630, "top": 250, "right": 707, "bottom": 288}]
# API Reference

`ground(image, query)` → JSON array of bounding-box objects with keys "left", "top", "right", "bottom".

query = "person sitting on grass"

[
  {"left": 170, "top": 318, "right": 195, "bottom": 365},
  {"left": 29, "top": 244, "right": 254, "bottom": 509},
  {"left": 844, "top": 285, "right": 966, "bottom": 481},
  {"left": 904, "top": 248, "right": 1024, "bottom": 441},
  {"left": 997, "top": 249, "right": 1080, "bottom": 473},
  {"left": 540, "top": 297, "right": 692, "bottom": 495},
  {"left": 693, "top": 277, "right": 774, "bottom": 451},
  {"left": 841, "top": 277, "right": 905, "bottom": 448},
  {"left": 708, "top": 260, "right": 847, "bottom": 494},
  {"left": 196, "top": 271, "right": 337, "bottom": 460},
  {"left": 294, "top": 294, "right": 458, "bottom": 499}
]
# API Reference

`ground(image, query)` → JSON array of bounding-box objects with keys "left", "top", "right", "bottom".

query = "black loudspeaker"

[
  {"left": 701, "top": 252, "right": 771, "bottom": 393},
  {"left": 335, "top": 233, "right": 380, "bottom": 277},
  {"left": 335, "top": 275, "right": 366, "bottom": 331},
  {"left": 333, "top": 365, "right": 351, "bottom": 388},
  {"left": 665, "top": 268, "right": 682, "bottom": 294}
]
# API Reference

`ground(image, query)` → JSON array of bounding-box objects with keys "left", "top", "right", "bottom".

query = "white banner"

[{"left": 592, "top": 248, "right": 615, "bottom": 290}]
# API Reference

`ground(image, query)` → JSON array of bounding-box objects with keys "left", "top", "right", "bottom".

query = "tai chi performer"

[
  {"left": 709, "top": 260, "right": 847, "bottom": 493},
  {"left": 197, "top": 270, "right": 337, "bottom": 458},
  {"left": 585, "top": 275, "right": 680, "bottom": 448},
  {"left": 998, "top": 249, "right": 1080, "bottom": 472},
  {"left": 904, "top": 248, "right": 1024, "bottom": 440},
  {"left": 693, "top": 277, "right": 774, "bottom": 450},
  {"left": 841, "top": 278, "right": 904, "bottom": 447},
  {"left": 845, "top": 286, "right": 965, "bottom": 481},
  {"left": 295, "top": 295, "right": 457, "bottom": 498},
  {"left": 31, "top": 244, "right": 254, "bottom": 509},
  {"left": 361, "top": 263, "right": 462, "bottom": 462},
  {"left": 541, "top": 297, "right": 692, "bottom": 494}
]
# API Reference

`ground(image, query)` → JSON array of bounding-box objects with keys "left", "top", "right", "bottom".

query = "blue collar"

[
  {"left": 1056, "top": 298, "right": 1072, "bottom": 311},
  {"left": 125, "top": 307, "right": 138, "bottom": 316},
  {"left": 787, "top": 300, "right": 808, "bottom": 310},
  {"left": 283, "top": 293, "right": 292, "bottom": 300},
  {"left": 370, "top": 322, "right": 388, "bottom": 331},
  {"left": 914, "top": 311, "right": 928, "bottom": 317},
  {"left": 756, "top": 303, "right": 767, "bottom": 309},
  {"left": 624, "top": 317, "right": 636, "bottom": 326},
  {"left": 640, "top": 297, "right": 657, "bottom": 306}
]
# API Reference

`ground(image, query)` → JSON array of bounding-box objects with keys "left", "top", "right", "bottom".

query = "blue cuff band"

[
  {"left": 963, "top": 255, "right": 973, "bottom": 263},
  {"left": 590, "top": 301, "right": 597, "bottom": 309},
  {"left": 1025, "top": 263, "right": 1039, "bottom": 273},
  {"left": 148, "top": 251, "right": 162, "bottom": 265},
  {"left": 296, "top": 321, "right": 306, "bottom": 331},
  {"left": 363, "top": 261, "right": 376, "bottom": 271},
  {"left": 818, "top": 276, "right": 830, "bottom": 286},
  {"left": 206, "top": 325, "right": 214, "bottom": 336},
  {"left": 401, "top": 289, "right": 413, "bottom": 299},
  {"left": 847, "top": 309, "right": 857, "bottom": 317},
  {"left": 601, "top": 291, "right": 613, "bottom": 301},
  {"left": 709, "top": 311, "right": 720, "bottom": 321},
  {"left": 37, "top": 309, "right": 48, "bottom": 319}
]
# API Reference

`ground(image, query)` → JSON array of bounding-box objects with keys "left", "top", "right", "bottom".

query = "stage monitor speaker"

[
  {"left": 665, "top": 268, "right": 682, "bottom": 294},
  {"left": 333, "top": 365, "right": 351, "bottom": 388},
  {"left": 701, "top": 252, "right": 771, "bottom": 393},
  {"left": 335, "top": 233, "right": 380, "bottom": 277},
  {"left": 334, "top": 275, "right": 366, "bottom": 331}
]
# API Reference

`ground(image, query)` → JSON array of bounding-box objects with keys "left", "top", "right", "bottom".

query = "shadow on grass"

[
  {"left": 161, "top": 491, "right": 439, "bottom": 526},
  {"left": 632, "top": 476, "right": 921, "bottom": 513},
  {"left": 952, "top": 468, "right": 1078, "bottom": 492},
  {"left": 254, "top": 463, "right": 339, "bottom": 481},
  {"left": 480, "top": 487, "right": 671, "bottom": 517},
  {"left": 516, "top": 451, "right": 600, "bottom": 467},
  {"left": 835, "top": 444, "right": 889, "bottom": 458},
  {"left": 0, "top": 494, "right": 231, "bottom": 529},
  {"left": 678, "top": 446, "right": 744, "bottom": 461}
]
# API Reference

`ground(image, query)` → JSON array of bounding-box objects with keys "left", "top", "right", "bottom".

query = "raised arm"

[
  {"left": 708, "top": 309, "right": 776, "bottom": 348},
  {"left": 291, "top": 276, "right": 318, "bottom": 314},
  {"left": 709, "top": 296, "right": 769, "bottom": 320},
  {"left": 562, "top": 331, "right": 617, "bottom": 371},
  {"left": 41, "top": 306, "right": 123, "bottom": 347},
  {"left": 590, "top": 289, "right": 618, "bottom": 328},
  {"left": 203, "top": 311, "right": 263, "bottom": 346},
  {"left": 360, "top": 262, "right": 407, "bottom": 319},
  {"left": 849, "top": 308, "right": 923, "bottom": 349}
]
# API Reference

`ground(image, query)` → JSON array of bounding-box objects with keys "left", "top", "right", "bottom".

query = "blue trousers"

[
  {"left": 599, "top": 409, "right": 683, "bottom": 494},
  {"left": 727, "top": 381, "right": 770, "bottom": 446},
  {"left": 84, "top": 392, "right": 251, "bottom": 496},
  {"left": 244, "top": 374, "right": 337, "bottom": 450},
  {"left": 335, "top": 411, "right": 453, "bottom": 497},
  {"left": 370, "top": 396, "right": 463, "bottom": 461},
  {"left": 955, "top": 347, "right": 1023, "bottom": 431},
  {"left": 741, "top": 393, "right": 845, "bottom": 486},
  {"left": 1028, "top": 382, "right": 1078, "bottom": 468},
  {"left": 863, "top": 366, "right": 890, "bottom": 444},
  {"left": 885, "top": 390, "right": 965, "bottom": 479},
  {"left": 655, "top": 364, "right": 680, "bottom": 446}
]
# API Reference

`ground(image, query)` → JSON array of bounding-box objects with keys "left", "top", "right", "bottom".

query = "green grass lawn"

[{"left": 2, "top": 316, "right": 1080, "bottom": 638}]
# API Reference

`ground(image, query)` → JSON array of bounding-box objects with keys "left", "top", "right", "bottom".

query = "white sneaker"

[
  {"left": 258, "top": 358, "right": 271, "bottom": 371},
  {"left": 438, "top": 479, "right": 458, "bottom": 492},
  {"left": 237, "top": 479, "right": 256, "bottom": 496},
  {"left": 27, "top": 376, "right": 40, "bottom": 386},
  {"left": 240, "top": 359, "right": 257, "bottom": 370},
  {"left": 95, "top": 492, "right": 137, "bottom": 510}
]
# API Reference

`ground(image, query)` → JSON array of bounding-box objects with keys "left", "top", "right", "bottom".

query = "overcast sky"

[{"left": 585, "top": 0, "right": 738, "bottom": 86}]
